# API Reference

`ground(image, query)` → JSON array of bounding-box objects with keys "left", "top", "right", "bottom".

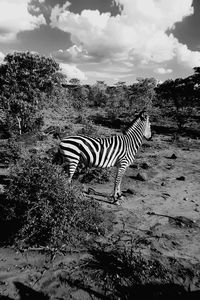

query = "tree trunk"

[{"left": 17, "top": 116, "right": 22, "bottom": 135}]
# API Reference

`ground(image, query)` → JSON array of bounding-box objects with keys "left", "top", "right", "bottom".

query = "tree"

[
  {"left": 0, "top": 51, "right": 63, "bottom": 135},
  {"left": 187, "top": 67, "right": 200, "bottom": 107},
  {"left": 69, "top": 78, "right": 81, "bottom": 85},
  {"left": 155, "top": 77, "right": 196, "bottom": 130},
  {"left": 115, "top": 81, "right": 126, "bottom": 87},
  {"left": 128, "top": 78, "right": 156, "bottom": 112},
  {"left": 68, "top": 81, "right": 89, "bottom": 111},
  {"left": 88, "top": 81, "right": 108, "bottom": 108},
  {"left": 106, "top": 81, "right": 129, "bottom": 119}
]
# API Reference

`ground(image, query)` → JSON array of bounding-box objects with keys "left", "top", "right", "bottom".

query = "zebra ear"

[{"left": 140, "top": 109, "right": 148, "bottom": 120}]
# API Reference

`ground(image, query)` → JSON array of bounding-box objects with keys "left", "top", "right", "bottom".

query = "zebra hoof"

[
  {"left": 113, "top": 200, "right": 121, "bottom": 206},
  {"left": 112, "top": 197, "right": 122, "bottom": 205},
  {"left": 112, "top": 193, "right": 124, "bottom": 204}
]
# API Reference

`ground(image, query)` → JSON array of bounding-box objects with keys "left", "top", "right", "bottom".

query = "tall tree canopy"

[
  {"left": 0, "top": 51, "right": 64, "bottom": 134},
  {"left": 156, "top": 70, "right": 200, "bottom": 130}
]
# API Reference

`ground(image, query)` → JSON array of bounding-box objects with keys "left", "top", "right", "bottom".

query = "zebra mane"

[{"left": 123, "top": 109, "right": 147, "bottom": 135}]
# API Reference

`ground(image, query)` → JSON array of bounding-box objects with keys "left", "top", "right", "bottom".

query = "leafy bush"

[
  {"left": 0, "top": 138, "right": 22, "bottom": 165},
  {"left": 3, "top": 156, "right": 108, "bottom": 247}
]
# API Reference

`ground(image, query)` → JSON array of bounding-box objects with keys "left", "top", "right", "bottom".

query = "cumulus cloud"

[
  {"left": 60, "top": 63, "right": 87, "bottom": 81},
  {"left": 54, "top": 45, "right": 93, "bottom": 63},
  {"left": 114, "top": 0, "right": 193, "bottom": 30},
  {"left": 50, "top": 0, "right": 200, "bottom": 71},
  {"left": 0, "top": 0, "right": 46, "bottom": 42},
  {"left": 154, "top": 67, "right": 173, "bottom": 74},
  {"left": 175, "top": 43, "right": 200, "bottom": 68}
]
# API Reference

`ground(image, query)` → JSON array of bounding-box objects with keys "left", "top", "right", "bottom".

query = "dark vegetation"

[
  {"left": 61, "top": 239, "right": 200, "bottom": 300},
  {"left": 1, "top": 156, "right": 110, "bottom": 248},
  {"left": 0, "top": 51, "right": 200, "bottom": 299}
]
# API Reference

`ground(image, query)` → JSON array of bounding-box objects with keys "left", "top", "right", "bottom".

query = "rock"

[
  {"left": 126, "top": 188, "right": 136, "bottom": 195},
  {"left": 170, "top": 153, "right": 177, "bottom": 159},
  {"left": 136, "top": 172, "right": 148, "bottom": 181},
  {"left": 176, "top": 176, "right": 185, "bottom": 181},
  {"left": 130, "top": 164, "right": 139, "bottom": 169},
  {"left": 140, "top": 162, "right": 151, "bottom": 169},
  {"left": 162, "top": 192, "right": 171, "bottom": 198}
]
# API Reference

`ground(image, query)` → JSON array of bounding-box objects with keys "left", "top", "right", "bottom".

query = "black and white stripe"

[{"left": 58, "top": 110, "right": 151, "bottom": 203}]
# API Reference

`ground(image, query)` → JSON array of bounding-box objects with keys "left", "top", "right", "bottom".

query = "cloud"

[
  {"left": 50, "top": 8, "right": 133, "bottom": 61},
  {"left": 60, "top": 63, "right": 87, "bottom": 81},
  {"left": 29, "top": 0, "right": 71, "bottom": 24},
  {"left": 114, "top": 0, "right": 193, "bottom": 30},
  {"left": 54, "top": 45, "right": 93, "bottom": 63},
  {"left": 154, "top": 67, "right": 173, "bottom": 74},
  {"left": 50, "top": 0, "right": 199, "bottom": 70},
  {"left": 175, "top": 43, "right": 200, "bottom": 68},
  {"left": 0, "top": 0, "right": 46, "bottom": 42}
]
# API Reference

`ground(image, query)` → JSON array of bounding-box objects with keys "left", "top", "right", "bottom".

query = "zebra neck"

[
  {"left": 125, "top": 119, "right": 145, "bottom": 137},
  {"left": 125, "top": 121, "right": 145, "bottom": 148}
]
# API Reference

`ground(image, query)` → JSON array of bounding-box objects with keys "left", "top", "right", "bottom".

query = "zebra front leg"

[{"left": 113, "top": 164, "right": 127, "bottom": 204}]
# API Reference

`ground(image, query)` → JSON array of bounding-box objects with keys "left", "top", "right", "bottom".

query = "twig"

[{"left": 147, "top": 212, "right": 199, "bottom": 228}]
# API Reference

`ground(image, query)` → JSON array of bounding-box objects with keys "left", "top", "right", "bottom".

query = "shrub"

[
  {"left": 63, "top": 238, "right": 199, "bottom": 299},
  {"left": 0, "top": 138, "right": 22, "bottom": 165},
  {"left": 3, "top": 155, "right": 107, "bottom": 248}
]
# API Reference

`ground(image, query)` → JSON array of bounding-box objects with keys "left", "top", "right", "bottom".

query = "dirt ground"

[{"left": 0, "top": 133, "right": 200, "bottom": 299}]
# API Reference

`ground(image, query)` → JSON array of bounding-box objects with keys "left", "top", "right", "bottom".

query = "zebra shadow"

[
  {"left": 84, "top": 191, "right": 115, "bottom": 205},
  {"left": 84, "top": 188, "right": 136, "bottom": 205}
]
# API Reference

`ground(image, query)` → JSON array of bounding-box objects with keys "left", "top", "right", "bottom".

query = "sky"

[{"left": 0, "top": 0, "right": 200, "bottom": 85}]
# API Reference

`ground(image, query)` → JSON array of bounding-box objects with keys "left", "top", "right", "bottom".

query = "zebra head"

[{"left": 140, "top": 111, "right": 151, "bottom": 140}]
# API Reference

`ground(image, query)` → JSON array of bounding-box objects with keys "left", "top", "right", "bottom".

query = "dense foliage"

[
  {"left": 155, "top": 75, "right": 200, "bottom": 130},
  {"left": 2, "top": 156, "right": 106, "bottom": 247},
  {"left": 0, "top": 51, "right": 65, "bottom": 135}
]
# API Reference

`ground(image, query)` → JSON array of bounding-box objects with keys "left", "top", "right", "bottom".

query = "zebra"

[{"left": 57, "top": 110, "right": 151, "bottom": 204}]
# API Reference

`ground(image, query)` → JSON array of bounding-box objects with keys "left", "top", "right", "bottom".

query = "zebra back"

[{"left": 59, "top": 110, "right": 149, "bottom": 169}]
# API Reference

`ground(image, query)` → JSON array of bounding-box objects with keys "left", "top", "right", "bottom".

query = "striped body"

[
  {"left": 60, "top": 133, "right": 143, "bottom": 169},
  {"left": 58, "top": 111, "right": 151, "bottom": 202}
]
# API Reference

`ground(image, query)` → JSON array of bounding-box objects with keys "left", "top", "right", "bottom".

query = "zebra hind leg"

[{"left": 67, "top": 158, "right": 80, "bottom": 184}]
